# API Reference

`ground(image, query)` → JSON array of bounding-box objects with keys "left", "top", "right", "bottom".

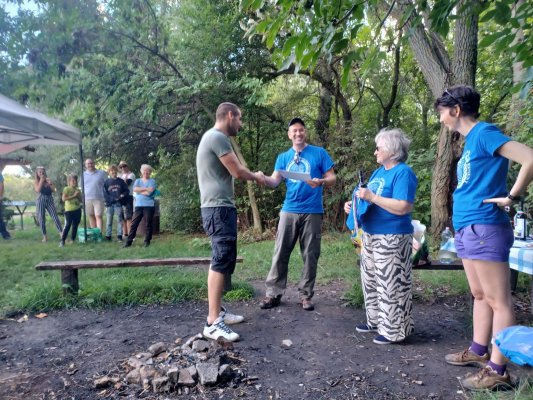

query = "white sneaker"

[
  {"left": 220, "top": 306, "right": 244, "bottom": 325},
  {"left": 203, "top": 317, "right": 240, "bottom": 342}
]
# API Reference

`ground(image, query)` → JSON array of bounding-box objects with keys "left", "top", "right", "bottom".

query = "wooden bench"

[
  {"left": 36, "top": 257, "right": 243, "bottom": 295},
  {"left": 412, "top": 260, "right": 464, "bottom": 271}
]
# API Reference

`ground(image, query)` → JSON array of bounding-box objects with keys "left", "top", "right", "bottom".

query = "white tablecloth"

[{"left": 509, "top": 240, "right": 533, "bottom": 276}]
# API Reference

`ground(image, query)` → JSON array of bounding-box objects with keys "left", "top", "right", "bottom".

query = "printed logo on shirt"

[
  {"left": 457, "top": 150, "right": 471, "bottom": 189},
  {"left": 368, "top": 177, "right": 385, "bottom": 196},
  {"left": 287, "top": 157, "right": 311, "bottom": 183}
]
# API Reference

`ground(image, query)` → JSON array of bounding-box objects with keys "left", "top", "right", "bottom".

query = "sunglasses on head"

[
  {"left": 444, "top": 89, "right": 460, "bottom": 103},
  {"left": 293, "top": 152, "right": 301, "bottom": 164}
]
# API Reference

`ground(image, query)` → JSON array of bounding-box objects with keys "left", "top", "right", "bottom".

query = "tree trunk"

[
  {"left": 508, "top": 0, "right": 525, "bottom": 136},
  {"left": 398, "top": 0, "right": 478, "bottom": 237},
  {"left": 230, "top": 137, "right": 263, "bottom": 233}
]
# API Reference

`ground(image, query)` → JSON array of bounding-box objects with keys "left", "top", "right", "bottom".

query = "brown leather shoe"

[
  {"left": 301, "top": 299, "right": 314, "bottom": 311},
  {"left": 460, "top": 366, "right": 512, "bottom": 390},
  {"left": 445, "top": 348, "right": 489, "bottom": 367},
  {"left": 259, "top": 295, "right": 281, "bottom": 309}
]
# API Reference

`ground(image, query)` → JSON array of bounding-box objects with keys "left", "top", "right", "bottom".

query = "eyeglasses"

[
  {"left": 293, "top": 152, "right": 301, "bottom": 164},
  {"left": 444, "top": 89, "right": 460, "bottom": 103}
]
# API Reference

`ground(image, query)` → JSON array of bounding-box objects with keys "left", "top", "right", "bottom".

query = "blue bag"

[{"left": 494, "top": 325, "right": 533, "bottom": 366}]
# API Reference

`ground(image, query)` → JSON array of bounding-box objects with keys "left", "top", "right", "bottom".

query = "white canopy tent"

[
  {"left": 0, "top": 93, "right": 90, "bottom": 236},
  {"left": 0, "top": 94, "right": 81, "bottom": 152}
]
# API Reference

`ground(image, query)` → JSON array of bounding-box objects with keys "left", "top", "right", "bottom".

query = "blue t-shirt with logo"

[
  {"left": 360, "top": 163, "right": 418, "bottom": 234},
  {"left": 452, "top": 122, "right": 511, "bottom": 231},
  {"left": 133, "top": 178, "right": 157, "bottom": 207},
  {"left": 275, "top": 145, "right": 334, "bottom": 214}
]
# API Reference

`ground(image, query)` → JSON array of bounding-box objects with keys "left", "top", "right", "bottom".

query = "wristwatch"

[{"left": 507, "top": 193, "right": 521, "bottom": 202}]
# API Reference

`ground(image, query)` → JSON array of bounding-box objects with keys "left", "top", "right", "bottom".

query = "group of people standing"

[
  {"left": 30, "top": 159, "right": 157, "bottom": 248},
  {"left": 196, "top": 86, "right": 533, "bottom": 392}
]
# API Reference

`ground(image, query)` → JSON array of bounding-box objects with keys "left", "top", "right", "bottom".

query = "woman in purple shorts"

[{"left": 435, "top": 85, "right": 533, "bottom": 390}]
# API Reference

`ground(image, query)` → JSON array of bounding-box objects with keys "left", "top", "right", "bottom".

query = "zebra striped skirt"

[{"left": 360, "top": 231, "right": 414, "bottom": 342}]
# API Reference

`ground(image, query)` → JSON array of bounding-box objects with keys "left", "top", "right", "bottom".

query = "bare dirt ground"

[{"left": 1, "top": 281, "right": 532, "bottom": 400}]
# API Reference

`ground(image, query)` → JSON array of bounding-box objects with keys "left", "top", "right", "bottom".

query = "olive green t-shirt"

[
  {"left": 196, "top": 128, "right": 235, "bottom": 208},
  {"left": 63, "top": 186, "right": 81, "bottom": 212}
]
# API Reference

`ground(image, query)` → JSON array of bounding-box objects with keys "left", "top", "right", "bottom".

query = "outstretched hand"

[{"left": 254, "top": 171, "right": 266, "bottom": 186}]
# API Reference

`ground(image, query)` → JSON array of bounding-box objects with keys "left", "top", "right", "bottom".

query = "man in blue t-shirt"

[{"left": 260, "top": 118, "right": 336, "bottom": 311}]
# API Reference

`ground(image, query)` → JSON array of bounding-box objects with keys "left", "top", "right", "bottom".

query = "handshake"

[{"left": 253, "top": 171, "right": 267, "bottom": 186}]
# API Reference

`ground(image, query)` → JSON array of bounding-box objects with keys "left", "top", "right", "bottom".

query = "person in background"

[
  {"left": 259, "top": 117, "right": 336, "bottom": 312},
  {"left": 436, "top": 85, "right": 533, "bottom": 390},
  {"left": 196, "top": 102, "right": 265, "bottom": 342},
  {"left": 104, "top": 165, "right": 129, "bottom": 241},
  {"left": 119, "top": 160, "right": 136, "bottom": 236},
  {"left": 60, "top": 174, "right": 82, "bottom": 247},
  {"left": 34, "top": 166, "right": 62, "bottom": 243},
  {"left": 344, "top": 128, "right": 418, "bottom": 345},
  {"left": 123, "top": 164, "right": 157, "bottom": 248},
  {"left": 0, "top": 166, "right": 11, "bottom": 240},
  {"left": 83, "top": 159, "right": 107, "bottom": 231}
]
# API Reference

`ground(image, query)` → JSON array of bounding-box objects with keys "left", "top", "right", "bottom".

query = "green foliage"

[
  {"left": 157, "top": 146, "right": 202, "bottom": 233},
  {"left": 409, "top": 148, "right": 436, "bottom": 226}
]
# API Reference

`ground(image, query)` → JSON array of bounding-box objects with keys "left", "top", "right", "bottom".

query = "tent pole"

[{"left": 79, "top": 144, "right": 87, "bottom": 242}]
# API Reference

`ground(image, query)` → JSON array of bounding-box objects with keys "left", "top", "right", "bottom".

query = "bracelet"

[{"left": 507, "top": 193, "right": 521, "bottom": 202}]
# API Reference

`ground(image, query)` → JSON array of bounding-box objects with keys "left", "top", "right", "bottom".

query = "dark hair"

[
  {"left": 434, "top": 85, "right": 480, "bottom": 118},
  {"left": 215, "top": 102, "right": 240, "bottom": 121},
  {"left": 288, "top": 117, "right": 305, "bottom": 129}
]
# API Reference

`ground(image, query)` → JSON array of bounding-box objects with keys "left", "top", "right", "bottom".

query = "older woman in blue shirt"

[{"left": 123, "top": 164, "right": 157, "bottom": 248}]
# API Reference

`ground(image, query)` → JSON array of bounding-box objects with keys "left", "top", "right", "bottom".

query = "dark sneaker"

[
  {"left": 356, "top": 324, "right": 378, "bottom": 333},
  {"left": 445, "top": 348, "right": 490, "bottom": 367},
  {"left": 117, "top": 235, "right": 123, "bottom": 241},
  {"left": 259, "top": 295, "right": 281, "bottom": 309},
  {"left": 122, "top": 241, "right": 132, "bottom": 248},
  {"left": 301, "top": 299, "right": 315, "bottom": 311},
  {"left": 373, "top": 335, "right": 392, "bottom": 345},
  {"left": 105, "top": 236, "right": 111, "bottom": 241},
  {"left": 143, "top": 241, "right": 150, "bottom": 247},
  {"left": 373, "top": 335, "right": 403, "bottom": 345},
  {"left": 460, "top": 366, "right": 512, "bottom": 390},
  {"left": 203, "top": 317, "right": 240, "bottom": 342}
]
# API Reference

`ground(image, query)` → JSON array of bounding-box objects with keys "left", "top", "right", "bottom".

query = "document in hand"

[{"left": 278, "top": 170, "right": 311, "bottom": 181}]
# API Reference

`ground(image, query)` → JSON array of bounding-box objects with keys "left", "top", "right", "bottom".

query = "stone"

[
  {"left": 136, "top": 352, "right": 152, "bottom": 362},
  {"left": 167, "top": 367, "right": 179, "bottom": 383},
  {"left": 178, "top": 368, "right": 196, "bottom": 387},
  {"left": 94, "top": 376, "right": 118, "bottom": 388},
  {"left": 218, "top": 364, "right": 232, "bottom": 382},
  {"left": 192, "top": 339, "right": 210, "bottom": 352},
  {"left": 142, "top": 378, "right": 150, "bottom": 390},
  {"left": 125, "top": 368, "right": 141, "bottom": 384},
  {"left": 139, "top": 365, "right": 157, "bottom": 382},
  {"left": 152, "top": 376, "right": 170, "bottom": 393},
  {"left": 148, "top": 342, "right": 167, "bottom": 356},
  {"left": 183, "top": 333, "right": 203, "bottom": 349},
  {"left": 127, "top": 357, "right": 144, "bottom": 369},
  {"left": 196, "top": 362, "right": 219, "bottom": 385},
  {"left": 188, "top": 365, "right": 198, "bottom": 380},
  {"left": 281, "top": 339, "right": 293, "bottom": 349}
]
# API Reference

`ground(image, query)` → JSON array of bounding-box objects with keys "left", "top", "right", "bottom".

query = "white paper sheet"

[{"left": 278, "top": 170, "right": 311, "bottom": 181}]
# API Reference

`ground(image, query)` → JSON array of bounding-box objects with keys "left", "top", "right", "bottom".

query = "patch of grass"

[
  {"left": 2, "top": 221, "right": 529, "bottom": 319},
  {"left": 468, "top": 377, "right": 533, "bottom": 400}
]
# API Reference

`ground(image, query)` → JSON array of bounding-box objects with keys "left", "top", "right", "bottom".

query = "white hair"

[
  {"left": 375, "top": 128, "right": 412, "bottom": 162},
  {"left": 140, "top": 164, "right": 153, "bottom": 173}
]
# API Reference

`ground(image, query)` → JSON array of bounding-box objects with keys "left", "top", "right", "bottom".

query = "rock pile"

[{"left": 94, "top": 333, "right": 252, "bottom": 395}]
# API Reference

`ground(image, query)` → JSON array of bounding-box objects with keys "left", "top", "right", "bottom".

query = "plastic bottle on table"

[
  {"left": 514, "top": 211, "right": 527, "bottom": 240},
  {"left": 438, "top": 227, "right": 456, "bottom": 264}
]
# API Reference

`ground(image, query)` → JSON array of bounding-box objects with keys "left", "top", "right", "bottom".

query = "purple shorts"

[{"left": 455, "top": 223, "right": 514, "bottom": 262}]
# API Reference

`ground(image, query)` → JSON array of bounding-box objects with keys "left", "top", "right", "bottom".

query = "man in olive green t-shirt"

[{"left": 196, "top": 102, "right": 265, "bottom": 342}]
